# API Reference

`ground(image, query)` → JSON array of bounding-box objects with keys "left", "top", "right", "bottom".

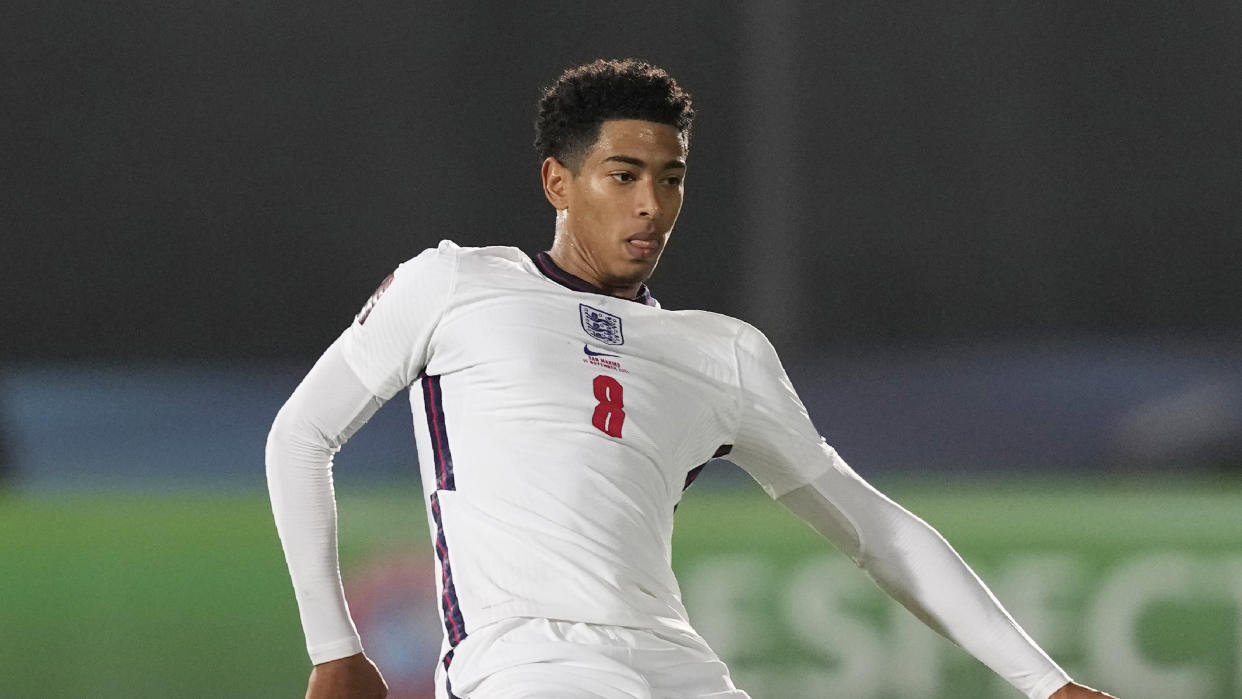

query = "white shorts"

[{"left": 436, "top": 617, "right": 750, "bottom": 699}]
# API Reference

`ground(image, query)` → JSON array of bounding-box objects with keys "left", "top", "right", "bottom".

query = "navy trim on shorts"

[{"left": 442, "top": 649, "right": 461, "bottom": 699}]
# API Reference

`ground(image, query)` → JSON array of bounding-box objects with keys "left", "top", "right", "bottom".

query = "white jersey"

[
  {"left": 268, "top": 239, "right": 1073, "bottom": 699},
  {"left": 341, "top": 241, "right": 837, "bottom": 644}
]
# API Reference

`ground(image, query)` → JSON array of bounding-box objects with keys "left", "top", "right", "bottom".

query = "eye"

[
  {"left": 610, "top": 172, "right": 636, "bottom": 183},
  {"left": 664, "top": 175, "right": 683, "bottom": 186}
]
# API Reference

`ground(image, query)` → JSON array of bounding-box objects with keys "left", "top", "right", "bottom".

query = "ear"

[{"left": 541, "top": 157, "right": 571, "bottom": 210}]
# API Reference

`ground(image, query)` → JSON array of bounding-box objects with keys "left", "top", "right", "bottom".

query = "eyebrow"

[{"left": 602, "top": 155, "right": 686, "bottom": 170}]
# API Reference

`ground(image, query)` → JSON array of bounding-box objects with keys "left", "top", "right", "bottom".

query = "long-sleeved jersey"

[{"left": 266, "top": 241, "right": 1071, "bottom": 699}]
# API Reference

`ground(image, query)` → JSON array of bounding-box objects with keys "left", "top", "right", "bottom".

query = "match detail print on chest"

[{"left": 576, "top": 302, "right": 632, "bottom": 438}]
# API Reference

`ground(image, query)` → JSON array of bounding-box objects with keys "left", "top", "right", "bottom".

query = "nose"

[{"left": 635, "top": 179, "right": 660, "bottom": 219}]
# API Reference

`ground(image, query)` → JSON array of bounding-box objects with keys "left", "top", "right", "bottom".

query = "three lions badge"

[{"left": 580, "top": 304, "right": 624, "bottom": 345}]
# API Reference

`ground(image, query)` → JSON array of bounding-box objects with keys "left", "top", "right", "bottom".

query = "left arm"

[
  {"left": 776, "top": 460, "right": 1072, "bottom": 699},
  {"left": 726, "top": 322, "right": 1115, "bottom": 699}
]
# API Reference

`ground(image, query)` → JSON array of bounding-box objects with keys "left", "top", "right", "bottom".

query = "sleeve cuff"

[
  {"left": 308, "top": 635, "right": 365, "bottom": 665},
  {"left": 1027, "top": 668, "right": 1072, "bottom": 699}
]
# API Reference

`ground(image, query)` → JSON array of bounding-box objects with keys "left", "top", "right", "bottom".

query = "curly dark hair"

[{"left": 534, "top": 58, "right": 695, "bottom": 170}]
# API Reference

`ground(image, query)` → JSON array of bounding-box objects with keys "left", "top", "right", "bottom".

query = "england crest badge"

[{"left": 580, "top": 304, "right": 624, "bottom": 345}]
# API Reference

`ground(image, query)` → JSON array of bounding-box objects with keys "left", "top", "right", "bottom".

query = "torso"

[{"left": 408, "top": 245, "right": 746, "bottom": 640}]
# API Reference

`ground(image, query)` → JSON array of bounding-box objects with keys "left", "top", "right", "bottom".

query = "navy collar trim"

[{"left": 534, "top": 251, "right": 657, "bottom": 307}]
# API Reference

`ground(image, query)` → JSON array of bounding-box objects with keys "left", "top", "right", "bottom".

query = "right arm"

[
  {"left": 265, "top": 335, "right": 387, "bottom": 695},
  {"left": 265, "top": 336, "right": 384, "bottom": 664},
  {"left": 265, "top": 337, "right": 389, "bottom": 698},
  {"left": 265, "top": 243, "right": 458, "bottom": 696}
]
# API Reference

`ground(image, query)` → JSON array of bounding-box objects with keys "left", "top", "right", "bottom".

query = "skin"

[
  {"left": 542, "top": 118, "right": 687, "bottom": 298},
  {"left": 306, "top": 118, "right": 1120, "bottom": 699},
  {"left": 1050, "top": 684, "right": 1118, "bottom": 699},
  {"left": 306, "top": 653, "right": 386, "bottom": 699}
]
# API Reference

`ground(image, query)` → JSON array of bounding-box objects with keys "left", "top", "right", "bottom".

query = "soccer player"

[{"left": 266, "top": 59, "right": 1117, "bottom": 699}]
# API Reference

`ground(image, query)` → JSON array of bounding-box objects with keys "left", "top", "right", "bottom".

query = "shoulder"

[
  {"left": 390, "top": 239, "right": 457, "bottom": 274},
  {"left": 680, "top": 312, "right": 783, "bottom": 379},
  {"left": 651, "top": 310, "right": 780, "bottom": 379},
  {"left": 663, "top": 308, "right": 769, "bottom": 348},
  {"left": 391, "top": 240, "right": 533, "bottom": 278},
  {"left": 400, "top": 240, "right": 534, "bottom": 278},
  {"left": 451, "top": 243, "right": 533, "bottom": 272}
]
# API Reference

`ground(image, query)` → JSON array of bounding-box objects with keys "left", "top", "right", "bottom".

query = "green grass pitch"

[{"left": 1, "top": 478, "right": 1239, "bottom": 697}]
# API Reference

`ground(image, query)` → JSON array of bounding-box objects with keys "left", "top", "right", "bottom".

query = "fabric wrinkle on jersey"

[
  {"left": 338, "top": 241, "right": 843, "bottom": 678},
  {"left": 446, "top": 617, "right": 749, "bottom": 699}
]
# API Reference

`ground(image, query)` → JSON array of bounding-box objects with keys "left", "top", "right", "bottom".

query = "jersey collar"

[{"left": 534, "top": 251, "right": 658, "bottom": 307}]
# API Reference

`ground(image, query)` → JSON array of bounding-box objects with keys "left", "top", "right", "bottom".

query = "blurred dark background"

[
  {"left": 5, "top": 1, "right": 1239, "bottom": 361},
  {"left": 2, "top": 1, "right": 1240, "bottom": 485}
]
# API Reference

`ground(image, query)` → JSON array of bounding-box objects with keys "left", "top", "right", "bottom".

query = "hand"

[
  {"left": 306, "top": 653, "right": 388, "bottom": 699},
  {"left": 1049, "top": 682, "right": 1118, "bottom": 699}
]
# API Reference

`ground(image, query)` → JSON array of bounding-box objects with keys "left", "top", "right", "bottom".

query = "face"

[{"left": 543, "top": 119, "right": 687, "bottom": 293}]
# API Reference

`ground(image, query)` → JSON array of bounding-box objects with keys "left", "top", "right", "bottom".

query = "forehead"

[{"left": 585, "top": 119, "right": 687, "bottom": 163}]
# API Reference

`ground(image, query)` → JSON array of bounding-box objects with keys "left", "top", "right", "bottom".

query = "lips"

[
  {"left": 625, "top": 236, "right": 661, "bottom": 259},
  {"left": 626, "top": 226, "right": 662, "bottom": 255}
]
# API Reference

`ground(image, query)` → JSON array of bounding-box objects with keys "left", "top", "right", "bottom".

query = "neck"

[{"left": 548, "top": 232, "right": 643, "bottom": 300}]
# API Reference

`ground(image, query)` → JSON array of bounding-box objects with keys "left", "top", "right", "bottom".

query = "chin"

[
  {"left": 630, "top": 260, "right": 661, "bottom": 283},
  {"left": 602, "top": 263, "right": 654, "bottom": 288}
]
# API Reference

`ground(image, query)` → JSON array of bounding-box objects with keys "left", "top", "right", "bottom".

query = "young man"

[{"left": 266, "top": 59, "right": 1117, "bottom": 699}]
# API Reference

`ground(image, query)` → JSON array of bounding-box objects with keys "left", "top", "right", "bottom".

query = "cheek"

[
  {"left": 664, "top": 192, "right": 685, "bottom": 219},
  {"left": 595, "top": 194, "right": 629, "bottom": 222},
  {"left": 585, "top": 187, "right": 623, "bottom": 220}
]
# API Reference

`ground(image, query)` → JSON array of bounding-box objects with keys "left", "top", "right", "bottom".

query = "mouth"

[
  {"left": 625, "top": 238, "right": 660, "bottom": 260},
  {"left": 625, "top": 231, "right": 662, "bottom": 259}
]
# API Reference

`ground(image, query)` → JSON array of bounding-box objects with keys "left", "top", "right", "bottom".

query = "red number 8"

[{"left": 591, "top": 375, "right": 625, "bottom": 438}]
